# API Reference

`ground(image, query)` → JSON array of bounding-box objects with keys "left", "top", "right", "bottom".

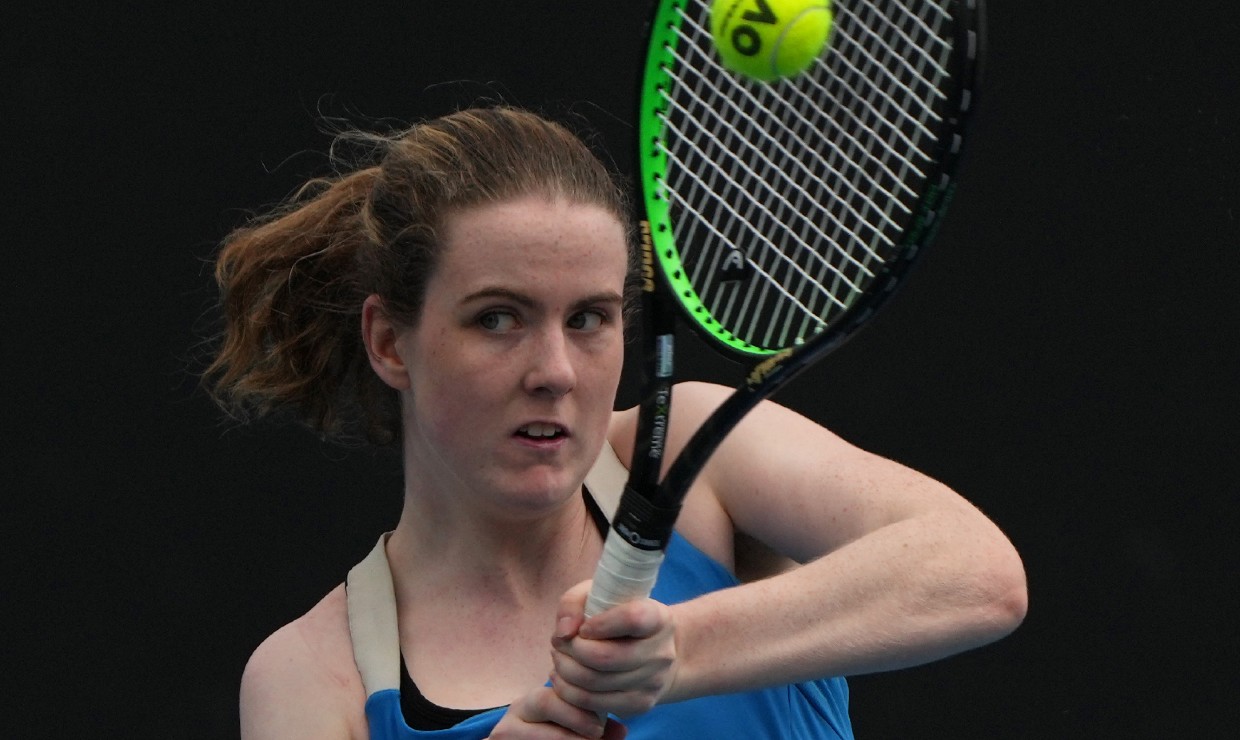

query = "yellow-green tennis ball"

[{"left": 710, "top": 0, "right": 833, "bottom": 82}]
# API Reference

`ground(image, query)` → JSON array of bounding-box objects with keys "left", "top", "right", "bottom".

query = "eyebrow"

[{"left": 460, "top": 287, "right": 623, "bottom": 310}]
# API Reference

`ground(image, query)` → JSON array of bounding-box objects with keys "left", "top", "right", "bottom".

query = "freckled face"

[{"left": 394, "top": 196, "right": 629, "bottom": 515}]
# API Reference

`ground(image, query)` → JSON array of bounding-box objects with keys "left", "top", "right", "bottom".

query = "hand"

[
  {"left": 487, "top": 685, "right": 627, "bottom": 739},
  {"left": 549, "top": 581, "right": 679, "bottom": 718}
]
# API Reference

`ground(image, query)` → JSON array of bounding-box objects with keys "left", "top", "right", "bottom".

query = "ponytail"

[{"left": 205, "top": 167, "right": 400, "bottom": 444}]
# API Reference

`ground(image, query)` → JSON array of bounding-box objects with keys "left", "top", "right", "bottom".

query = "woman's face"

[{"left": 394, "top": 195, "right": 629, "bottom": 515}]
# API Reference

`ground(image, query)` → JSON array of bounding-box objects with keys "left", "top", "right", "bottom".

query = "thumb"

[{"left": 554, "top": 579, "right": 592, "bottom": 642}]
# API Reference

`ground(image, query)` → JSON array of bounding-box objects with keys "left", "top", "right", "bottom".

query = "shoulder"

[
  {"left": 609, "top": 379, "right": 841, "bottom": 478},
  {"left": 612, "top": 381, "right": 893, "bottom": 572},
  {"left": 639, "top": 383, "right": 989, "bottom": 568},
  {"left": 607, "top": 381, "right": 733, "bottom": 460},
  {"left": 607, "top": 381, "right": 798, "bottom": 579},
  {"left": 240, "top": 584, "right": 369, "bottom": 740}
]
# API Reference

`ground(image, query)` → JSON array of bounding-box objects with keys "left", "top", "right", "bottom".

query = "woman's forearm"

[{"left": 665, "top": 509, "right": 1027, "bottom": 702}]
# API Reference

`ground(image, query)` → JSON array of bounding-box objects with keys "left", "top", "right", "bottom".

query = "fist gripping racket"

[{"left": 586, "top": 0, "right": 985, "bottom": 616}]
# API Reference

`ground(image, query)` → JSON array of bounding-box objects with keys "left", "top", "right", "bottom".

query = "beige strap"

[
  {"left": 346, "top": 442, "right": 629, "bottom": 695},
  {"left": 346, "top": 534, "right": 400, "bottom": 694},
  {"left": 583, "top": 440, "right": 628, "bottom": 522}
]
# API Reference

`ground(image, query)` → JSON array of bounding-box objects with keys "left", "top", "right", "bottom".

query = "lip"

[
  {"left": 512, "top": 420, "right": 572, "bottom": 440},
  {"left": 511, "top": 421, "right": 572, "bottom": 453}
]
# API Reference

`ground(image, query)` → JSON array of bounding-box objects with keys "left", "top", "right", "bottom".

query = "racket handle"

[{"left": 585, "top": 532, "right": 665, "bottom": 617}]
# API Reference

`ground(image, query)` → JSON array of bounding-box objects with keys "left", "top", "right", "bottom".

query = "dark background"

[{"left": 6, "top": 1, "right": 1238, "bottom": 737}]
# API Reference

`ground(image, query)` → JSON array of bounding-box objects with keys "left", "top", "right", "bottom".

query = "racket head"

[
  {"left": 587, "top": 0, "right": 985, "bottom": 615},
  {"left": 638, "top": 0, "right": 984, "bottom": 360}
]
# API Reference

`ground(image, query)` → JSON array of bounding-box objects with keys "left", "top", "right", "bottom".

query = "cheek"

[
  {"left": 604, "top": 346, "right": 625, "bottom": 388},
  {"left": 582, "top": 337, "right": 625, "bottom": 398},
  {"left": 405, "top": 334, "right": 492, "bottom": 428},
  {"left": 405, "top": 378, "right": 485, "bottom": 461}
]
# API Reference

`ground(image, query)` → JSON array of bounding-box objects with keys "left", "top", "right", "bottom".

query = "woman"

[{"left": 208, "top": 107, "right": 1026, "bottom": 739}]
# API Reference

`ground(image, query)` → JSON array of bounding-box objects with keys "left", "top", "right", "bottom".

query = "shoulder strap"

[
  {"left": 583, "top": 440, "right": 628, "bottom": 523},
  {"left": 346, "top": 534, "right": 400, "bottom": 694},
  {"left": 346, "top": 442, "right": 630, "bottom": 696}
]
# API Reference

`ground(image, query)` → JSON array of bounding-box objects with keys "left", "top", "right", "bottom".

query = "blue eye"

[
  {"left": 568, "top": 311, "right": 605, "bottom": 331},
  {"left": 479, "top": 311, "right": 518, "bottom": 332}
]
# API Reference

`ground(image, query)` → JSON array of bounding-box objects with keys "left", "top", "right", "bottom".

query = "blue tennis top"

[{"left": 357, "top": 530, "right": 853, "bottom": 739}]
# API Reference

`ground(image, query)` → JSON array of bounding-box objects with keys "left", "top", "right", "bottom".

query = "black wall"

[{"left": 7, "top": 2, "right": 1238, "bottom": 737}]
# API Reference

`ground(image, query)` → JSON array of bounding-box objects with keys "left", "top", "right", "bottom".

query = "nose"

[{"left": 524, "top": 327, "right": 577, "bottom": 398}]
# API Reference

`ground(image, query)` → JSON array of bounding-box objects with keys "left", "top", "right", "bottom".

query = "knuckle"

[
  {"left": 565, "top": 689, "right": 601, "bottom": 713},
  {"left": 531, "top": 687, "right": 557, "bottom": 717},
  {"left": 578, "top": 641, "right": 620, "bottom": 672},
  {"left": 635, "top": 694, "right": 659, "bottom": 713}
]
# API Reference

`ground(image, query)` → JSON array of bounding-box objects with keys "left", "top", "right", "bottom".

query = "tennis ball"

[{"left": 710, "top": 0, "right": 833, "bottom": 82}]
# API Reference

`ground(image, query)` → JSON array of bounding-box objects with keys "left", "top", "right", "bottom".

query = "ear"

[{"left": 362, "top": 294, "right": 412, "bottom": 390}]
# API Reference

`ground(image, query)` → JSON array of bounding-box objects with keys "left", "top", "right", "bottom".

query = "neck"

[{"left": 386, "top": 485, "right": 601, "bottom": 607}]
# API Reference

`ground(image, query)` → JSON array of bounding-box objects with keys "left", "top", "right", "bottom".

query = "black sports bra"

[{"left": 398, "top": 487, "right": 610, "bottom": 730}]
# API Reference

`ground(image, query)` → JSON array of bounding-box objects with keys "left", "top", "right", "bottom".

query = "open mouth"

[{"left": 516, "top": 423, "right": 567, "bottom": 440}]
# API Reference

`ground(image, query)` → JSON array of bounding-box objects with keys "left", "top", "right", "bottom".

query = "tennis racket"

[{"left": 585, "top": 0, "right": 985, "bottom": 617}]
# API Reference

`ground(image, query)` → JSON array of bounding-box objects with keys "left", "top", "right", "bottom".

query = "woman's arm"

[
  {"left": 240, "top": 591, "right": 623, "bottom": 740},
  {"left": 671, "top": 381, "right": 1026, "bottom": 698},
  {"left": 239, "top": 589, "right": 367, "bottom": 739},
  {"left": 553, "top": 381, "right": 1026, "bottom": 711}
]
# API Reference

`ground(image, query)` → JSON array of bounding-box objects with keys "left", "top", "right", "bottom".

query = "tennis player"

[{"left": 208, "top": 107, "right": 1026, "bottom": 739}]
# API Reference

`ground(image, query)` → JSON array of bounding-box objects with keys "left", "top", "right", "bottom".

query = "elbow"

[
  {"left": 940, "top": 507, "right": 1029, "bottom": 642},
  {"left": 973, "top": 542, "right": 1028, "bottom": 641},
  {"left": 993, "top": 567, "right": 1029, "bottom": 637},
  {"left": 925, "top": 517, "right": 1029, "bottom": 649}
]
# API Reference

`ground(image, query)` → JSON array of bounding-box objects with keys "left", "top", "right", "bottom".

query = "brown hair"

[{"left": 205, "top": 107, "right": 633, "bottom": 446}]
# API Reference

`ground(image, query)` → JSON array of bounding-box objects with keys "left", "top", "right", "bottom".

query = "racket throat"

[{"left": 611, "top": 485, "right": 683, "bottom": 552}]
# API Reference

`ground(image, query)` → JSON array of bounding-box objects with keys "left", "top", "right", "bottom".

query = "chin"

[{"left": 505, "top": 473, "right": 584, "bottom": 511}]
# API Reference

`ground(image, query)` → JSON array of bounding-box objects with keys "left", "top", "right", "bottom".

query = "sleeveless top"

[{"left": 346, "top": 442, "right": 853, "bottom": 739}]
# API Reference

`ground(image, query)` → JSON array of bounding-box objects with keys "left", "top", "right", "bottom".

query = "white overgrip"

[{"left": 585, "top": 532, "right": 665, "bottom": 617}]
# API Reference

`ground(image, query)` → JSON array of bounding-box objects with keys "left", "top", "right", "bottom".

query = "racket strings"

[
  {"left": 656, "top": 56, "right": 880, "bottom": 345},
  {"left": 664, "top": 18, "right": 901, "bottom": 267},
  {"left": 655, "top": 124, "right": 864, "bottom": 307},
  {"left": 651, "top": 0, "right": 959, "bottom": 352},
  {"left": 659, "top": 70, "right": 890, "bottom": 281}
]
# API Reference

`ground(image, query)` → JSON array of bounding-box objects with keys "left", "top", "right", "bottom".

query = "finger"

[
  {"left": 554, "top": 631, "right": 642, "bottom": 675},
  {"left": 553, "top": 607, "right": 677, "bottom": 680},
  {"left": 550, "top": 644, "right": 669, "bottom": 694},
  {"left": 550, "top": 671, "right": 659, "bottom": 719},
  {"left": 548, "top": 670, "right": 609, "bottom": 714},
  {"left": 554, "top": 580, "right": 592, "bottom": 644},
  {"left": 506, "top": 686, "right": 609, "bottom": 738},
  {"left": 551, "top": 644, "right": 663, "bottom": 690},
  {"left": 578, "top": 599, "right": 667, "bottom": 641}
]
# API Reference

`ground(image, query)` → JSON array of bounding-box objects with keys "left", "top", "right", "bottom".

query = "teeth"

[{"left": 520, "top": 423, "right": 561, "bottom": 438}]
